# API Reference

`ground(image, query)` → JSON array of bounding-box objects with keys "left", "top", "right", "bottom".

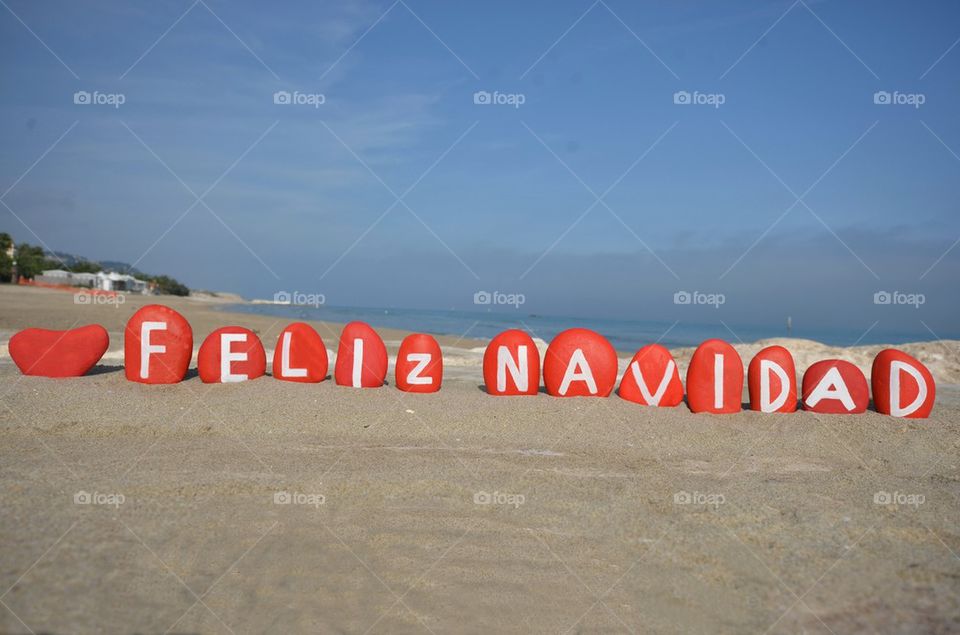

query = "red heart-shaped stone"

[{"left": 9, "top": 324, "right": 110, "bottom": 377}]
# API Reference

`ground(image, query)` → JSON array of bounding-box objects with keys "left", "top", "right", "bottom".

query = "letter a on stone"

[{"left": 543, "top": 328, "right": 617, "bottom": 397}]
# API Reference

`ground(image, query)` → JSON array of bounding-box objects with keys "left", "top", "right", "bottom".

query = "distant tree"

[
  {"left": 146, "top": 274, "right": 190, "bottom": 296},
  {"left": 69, "top": 259, "right": 103, "bottom": 273},
  {"left": 0, "top": 233, "right": 12, "bottom": 282},
  {"left": 14, "top": 244, "right": 56, "bottom": 280}
]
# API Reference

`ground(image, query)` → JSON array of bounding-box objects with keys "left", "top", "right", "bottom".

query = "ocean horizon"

[{"left": 220, "top": 303, "right": 949, "bottom": 350}]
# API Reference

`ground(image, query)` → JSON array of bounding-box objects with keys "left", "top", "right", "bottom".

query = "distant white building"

[{"left": 37, "top": 269, "right": 150, "bottom": 294}]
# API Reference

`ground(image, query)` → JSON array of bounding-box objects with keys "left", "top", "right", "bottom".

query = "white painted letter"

[
  {"left": 140, "top": 321, "right": 167, "bottom": 380},
  {"left": 352, "top": 338, "right": 363, "bottom": 387},
  {"left": 497, "top": 345, "right": 528, "bottom": 392},
  {"left": 220, "top": 333, "right": 248, "bottom": 382},
  {"left": 806, "top": 367, "right": 854, "bottom": 411},
  {"left": 559, "top": 349, "right": 597, "bottom": 396},
  {"left": 629, "top": 359, "right": 675, "bottom": 406},
  {"left": 713, "top": 354, "right": 725, "bottom": 409},
  {"left": 280, "top": 331, "right": 307, "bottom": 378},
  {"left": 406, "top": 353, "right": 433, "bottom": 385},
  {"left": 890, "top": 360, "right": 927, "bottom": 417},
  {"left": 759, "top": 360, "right": 790, "bottom": 413}
]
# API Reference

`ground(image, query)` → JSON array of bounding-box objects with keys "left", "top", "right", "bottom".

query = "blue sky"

[{"left": 1, "top": 0, "right": 959, "bottom": 340}]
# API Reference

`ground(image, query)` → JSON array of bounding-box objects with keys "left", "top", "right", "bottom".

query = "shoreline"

[{"left": 2, "top": 284, "right": 959, "bottom": 385}]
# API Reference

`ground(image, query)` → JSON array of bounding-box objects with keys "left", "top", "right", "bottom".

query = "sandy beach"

[{"left": 1, "top": 284, "right": 958, "bottom": 634}]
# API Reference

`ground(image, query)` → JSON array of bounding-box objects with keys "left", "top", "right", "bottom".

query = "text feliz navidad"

[{"left": 8, "top": 304, "right": 935, "bottom": 418}]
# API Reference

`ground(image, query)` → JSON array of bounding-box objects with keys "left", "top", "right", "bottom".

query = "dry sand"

[{"left": 1, "top": 284, "right": 958, "bottom": 634}]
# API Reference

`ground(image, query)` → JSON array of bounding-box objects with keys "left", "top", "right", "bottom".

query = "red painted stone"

[
  {"left": 685, "top": 339, "right": 743, "bottom": 414},
  {"left": 197, "top": 327, "right": 266, "bottom": 383},
  {"left": 395, "top": 333, "right": 442, "bottom": 393},
  {"left": 9, "top": 324, "right": 109, "bottom": 377},
  {"left": 272, "top": 322, "right": 328, "bottom": 383},
  {"left": 747, "top": 345, "right": 797, "bottom": 413},
  {"left": 618, "top": 344, "right": 684, "bottom": 407},
  {"left": 802, "top": 359, "right": 869, "bottom": 414},
  {"left": 482, "top": 329, "right": 540, "bottom": 396},
  {"left": 334, "top": 321, "right": 387, "bottom": 387},
  {"left": 125, "top": 304, "right": 193, "bottom": 384},
  {"left": 543, "top": 328, "right": 617, "bottom": 397},
  {"left": 871, "top": 349, "right": 935, "bottom": 418}
]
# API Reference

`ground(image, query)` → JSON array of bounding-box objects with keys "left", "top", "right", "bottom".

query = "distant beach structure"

[{"left": 36, "top": 269, "right": 150, "bottom": 294}]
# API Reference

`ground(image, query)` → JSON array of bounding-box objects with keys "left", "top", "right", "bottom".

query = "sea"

[{"left": 221, "top": 304, "right": 943, "bottom": 350}]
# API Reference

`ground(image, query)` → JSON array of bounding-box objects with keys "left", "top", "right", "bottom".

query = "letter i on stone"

[
  {"left": 685, "top": 339, "right": 743, "bottom": 413},
  {"left": 334, "top": 322, "right": 387, "bottom": 387}
]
